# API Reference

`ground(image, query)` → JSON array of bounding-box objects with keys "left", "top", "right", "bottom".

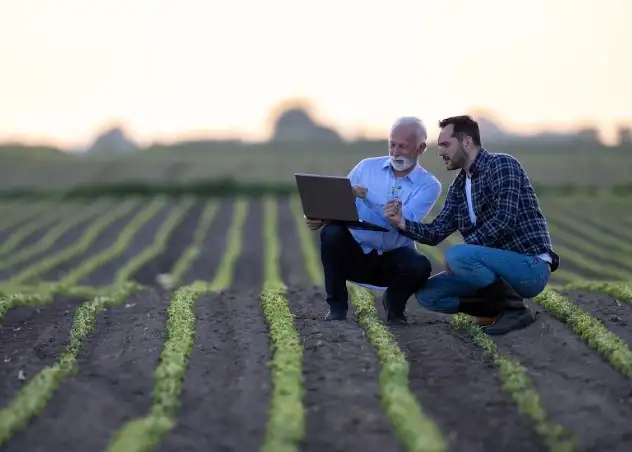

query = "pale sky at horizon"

[{"left": 1, "top": 0, "right": 630, "bottom": 148}]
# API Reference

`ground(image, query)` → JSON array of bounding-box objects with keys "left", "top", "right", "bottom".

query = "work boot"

[
  {"left": 381, "top": 292, "right": 408, "bottom": 324},
  {"left": 324, "top": 307, "right": 347, "bottom": 321},
  {"left": 457, "top": 296, "right": 501, "bottom": 326},
  {"left": 458, "top": 278, "right": 536, "bottom": 334},
  {"left": 482, "top": 284, "right": 536, "bottom": 335}
]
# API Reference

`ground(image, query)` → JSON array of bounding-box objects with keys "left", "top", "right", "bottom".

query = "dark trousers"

[{"left": 320, "top": 223, "right": 432, "bottom": 313}]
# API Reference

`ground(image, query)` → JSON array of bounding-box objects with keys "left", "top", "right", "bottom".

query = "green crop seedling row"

[
  {"left": 0, "top": 201, "right": 56, "bottom": 233},
  {"left": 549, "top": 244, "right": 630, "bottom": 281},
  {"left": 112, "top": 198, "right": 195, "bottom": 286},
  {"left": 562, "top": 280, "right": 632, "bottom": 303},
  {"left": 108, "top": 199, "right": 247, "bottom": 450},
  {"left": 106, "top": 200, "right": 227, "bottom": 449},
  {"left": 169, "top": 200, "right": 219, "bottom": 287},
  {"left": 550, "top": 202, "right": 632, "bottom": 249},
  {"left": 534, "top": 289, "right": 632, "bottom": 381},
  {"left": 54, "top": 198, "right": 166, "bottom": 289},
  {"left": 548, "top": 212, "right": 632, "bottom": 256},
  {"left": 289, "top": 195, "right": 322, "bottom": 286},
  {"left": 0, "top": 285, "right": 130, "bottom": 447},
  {"left": 290, "top": 200, "right": 446, "bottom": 452},
  {"left": 107, "top": 282, "right": 211, "bottom": 452},
  {"left": 0, "top": 200, "right": 141, "bottom": 320},
  {"left": 546, "top": 222, "right": 632, "bottom": 274},
  {"left": 206, "top": 197, "right": 248, "bottom": 292},
  {"left": 0, "top": 198, "right": 192, "bottom": 446},
  {"left": 0, "top": 291, "right": 53, "bottom": 323},
  {"left": 0, "top": 200, "right": 111, "bottom": 270},
  {"left": 450, "top": 314, "right": 577, "bottom": 452},
  {"left": 0, "top": 202, "right": 80, "bottom": 256},
  {"left": 396, "top": 232, "right": 577, "bottom": 451},
  {"left": 348, "top": 285, "right": 448, "bottom": 452},
  {"left": 6, "top": 199, "right": 139, "bottom": 286},
  {"left": 260, "top": 195, "right": 305, "bottom": 452}
]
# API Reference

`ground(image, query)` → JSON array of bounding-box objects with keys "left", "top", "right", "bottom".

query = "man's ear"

[{"left": 417, "top": 142, "right": 427, "bottom": 155}]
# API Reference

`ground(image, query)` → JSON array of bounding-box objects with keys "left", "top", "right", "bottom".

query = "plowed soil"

[{"left": 1, "top": 197, "right": 632, "bottom": 452}]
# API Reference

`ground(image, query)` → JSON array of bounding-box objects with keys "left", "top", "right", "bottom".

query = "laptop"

[{"left": 294, "top": 173, "right": 390, "bottom": 232}]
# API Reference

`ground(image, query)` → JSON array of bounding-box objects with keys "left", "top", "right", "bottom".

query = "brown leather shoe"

[
  {"left": 458, "top": 278, "right": 530, "bottom": 332},
  {"left": 476, "top": 279, "right": 537, "bottom": 335}
]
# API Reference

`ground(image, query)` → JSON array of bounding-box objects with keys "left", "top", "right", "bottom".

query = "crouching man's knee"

[
  {"left": 402, "top": 253, "right": 432, "bottom": 283},
  {"left": 443, "top": 244, "right": 478, "bottom": 274},
  {"left": 414, "top": 282, "right": 459, "bottom": 314}
]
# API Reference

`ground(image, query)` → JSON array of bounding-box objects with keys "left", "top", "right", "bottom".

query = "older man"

[
  {"left": 385, "top": 115, "right": 559, "bottom": 335},
  {"left": 305, "top": 117, "right": 442, "bottom": 323}
]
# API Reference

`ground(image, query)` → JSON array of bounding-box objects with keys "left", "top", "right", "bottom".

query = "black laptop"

[{"left": 294, "top": 173, "right": 390, "bottom": 232}]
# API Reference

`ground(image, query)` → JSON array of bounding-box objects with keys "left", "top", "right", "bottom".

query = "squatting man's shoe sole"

[{"left": 481, "top": 307, "right": 537, "bottom": 335}]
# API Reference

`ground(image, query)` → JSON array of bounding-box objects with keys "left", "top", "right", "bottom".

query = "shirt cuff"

[{"left": 399, "top": 218, "right": 414, "bottom": 235}]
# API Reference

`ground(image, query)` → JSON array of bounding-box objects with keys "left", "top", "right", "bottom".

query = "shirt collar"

[
  {"left": 381, "top": 157, "right": 424, "bottom": 183},
  {"left": 467, "top": 148, "right": 490, "bottom": 177}
]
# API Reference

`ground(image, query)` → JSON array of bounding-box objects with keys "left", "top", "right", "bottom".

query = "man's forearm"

[{"left": 399, "top": 218, "right": 445, "bottom": 246}]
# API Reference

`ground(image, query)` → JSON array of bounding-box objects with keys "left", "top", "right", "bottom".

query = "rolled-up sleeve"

[{"left": 399, "top": 183, "right": 458, "bottom": 246}]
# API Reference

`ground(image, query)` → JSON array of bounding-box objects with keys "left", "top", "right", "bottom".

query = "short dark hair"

[{"left": 438, "top": 115, "right": 482, "bottom": 146}]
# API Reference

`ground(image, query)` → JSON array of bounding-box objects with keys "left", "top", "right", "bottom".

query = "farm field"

[
  {"left": 1, "top": 195, "right": 632, "bottom": 451},
  {"left": 2, "top": 143, "right": 632, "bottom": 191}
]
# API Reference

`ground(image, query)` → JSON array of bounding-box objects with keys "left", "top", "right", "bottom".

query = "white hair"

[{"left": 390, "top": 116, "right": 428, "bottom": 147}]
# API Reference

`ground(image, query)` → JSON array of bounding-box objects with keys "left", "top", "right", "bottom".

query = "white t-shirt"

[{"left": 465, "top": 176, "right": 551, "bottom": 264}]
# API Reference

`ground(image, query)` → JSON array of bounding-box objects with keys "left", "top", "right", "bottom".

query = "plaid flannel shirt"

[{"left": 399, "top": 148, "right": 560, "bottom": 271}]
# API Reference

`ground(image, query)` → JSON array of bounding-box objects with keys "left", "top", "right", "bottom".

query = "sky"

[{"left": 0, "top": 0, "right": 630, "bottom": 148}]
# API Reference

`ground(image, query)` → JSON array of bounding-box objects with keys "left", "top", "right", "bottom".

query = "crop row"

[
  {"left": 0, "top": 201, "right": 60, "bottom": 233},
  {"left": 3, "top": 194, "right": 632, "bottom": 290},
  {"left": 288, "top": 196, "right": 632, "bottom": 451},
  {"left": 0, "top": 197, "right": 195, "bottom": 446},
  {"left": 288, "top": 200, "right": 577, "bottom": 451},
  {"left": 2, "top": 196, "right": 632, "bottom": 451}
]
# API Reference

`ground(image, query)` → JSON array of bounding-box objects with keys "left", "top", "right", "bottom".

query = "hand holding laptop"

[
  {"left": 352, "top": 185, "right": 368, "bottom": 199},
  {"left": 305, "top": 217, "right": 326, "bottom": 230}
]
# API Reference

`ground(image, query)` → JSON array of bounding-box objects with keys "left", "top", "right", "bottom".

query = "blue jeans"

[{"left": 415, "top": 244, "right": 551, "bottom": 313}]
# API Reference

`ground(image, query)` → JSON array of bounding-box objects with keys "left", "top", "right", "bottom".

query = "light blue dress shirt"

[{"left": 347, "top": 156, "right": 442, "bottom": 254}]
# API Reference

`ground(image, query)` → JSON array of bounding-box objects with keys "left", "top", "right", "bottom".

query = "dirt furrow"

[
  {"left": 559, "top": 290, "right": 632, "bottom": 348},
  {"left": 155, "top": 294, "right": 271, "bottom": 450},
  {"left": 1, "top": 288, "right": 170, "bottom": 452},
  {"left": 37, "top": 204, "right": 142, "bottom": 282},
  {"left": 231, "top": 197, "right": 263, "bottom": 291},
  {"left": 154, "top": 198, "right": 268, "bottom": 450},
  {"left": 291, "top": 286, "right": 406, "bottom": 452},
  {"left": 0, "top": 296, "right": 84, "bottom": 406},
  {"left": 77, "top": 203, "right": 172, "bottom": 287},
  {"left": 0, "top": 214, "right": 63, "bottom": 257},
  {"left": 181, "top": 200, "right": 233, "bottom": 285},
  {"left": 385, "top": 306, "right": 545, "bottom": 452},
  {"left": 0, "top": 213, "right": 98, "bottom": 281},
  {"left": 278, "top": 197, "right": 311, "bottom": 286},
  {"left": 132, "top": 200, "right": 203, "bottom": 287},
  {"left": 0, "top": 216, "right": 37, "bottom": 244},
  {"left": 280, "top": 197, "right": 403, "bottom": 451},
  {"left": 493, "top": 298, "right": 632, "bottom": 452}
]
